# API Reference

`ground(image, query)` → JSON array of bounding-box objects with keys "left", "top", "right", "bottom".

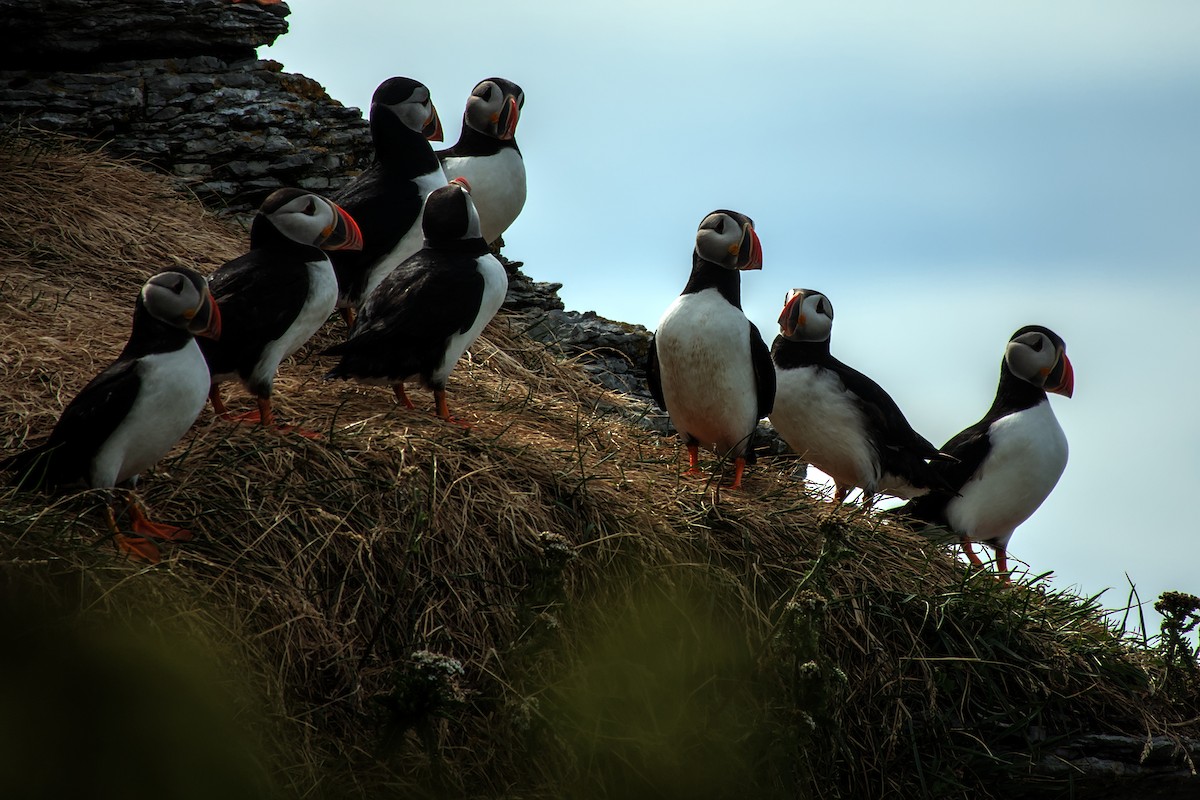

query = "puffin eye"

[
  {"left": 303, "top": 198, "right": 317, "bottom": 216},
  {"left": 712, "top": 217, "right": 726, "bottom": 235},
  {"left": 1028, "top": 335, "right": 1044, "bottom": 352},
  {"left": 816, "top": 297, "right": 830, "bottom": 317}
]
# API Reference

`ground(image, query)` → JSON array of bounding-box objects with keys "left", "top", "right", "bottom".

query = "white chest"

[
  {"left": 365, "top": 168, "right": 449, "bottom": 300},
  {"left": 947, "top": 400, "right": 1069, "bottom": 546},
  {"left": 654, "top": 290, "right": 759, "bottom": 456},
  {"left": 91, "top": 343, "right": 210, "bottom": 487},
  {"left": 770, "top": 365, "right": 878, "bottom": 490},
  {"left": 431, "top": 254, "right": 509, "bottom": 385},
  {"left": 440, "top": 148, "right": 526, "bottom": 244},
  {"left": 251, "top": 257, "right": 339, "bottom": 391}
]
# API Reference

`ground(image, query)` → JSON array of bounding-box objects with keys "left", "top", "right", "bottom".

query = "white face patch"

[
  {"left": 387, "top": 87, "right": 435, "bottom": 133},
  {"left": 694, "top": 213, "right": 741, "bottom": 267},
  {"left": 142, "top": 272, "right": 203, "bottom": 328},
  {"left": 269, "top": 195, "right": 337, "bottom": 247},
  {"left": 1005, "top": 331, "right": 1058, "bottom": 386}
]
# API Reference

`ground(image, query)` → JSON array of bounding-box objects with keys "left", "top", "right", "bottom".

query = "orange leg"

[
  {"left": 340, "top": 306, "right": 356, "bottom": 329},
  {"left": 435, "top": 389, "right": 470, "bottom": 429},
  {"left": 834, "top": 484, "right": 852, "bottom": 504},
  {"left": 394, "top": 383, "right": 416, "bottom": 409},
  {"left": 105, "top": 502, "right": 161, "bottom": 563},
  {"left": 685, "top": 443, "right": 702, "bottom": 476},
  {"left": 960, "top": 536, "right": 987, "bottom": 568},
  {"left": 259, "top": 397, "right": 323, "bottom": 439},
  {"left": 994, "top": 547, "right": 1012, "bottom": 585},
  {"left": 209, "top": 384, "right": 232, "bottom": 418},
  {"left": 727, "top": 456, "right": 747, "bottom": 490}
]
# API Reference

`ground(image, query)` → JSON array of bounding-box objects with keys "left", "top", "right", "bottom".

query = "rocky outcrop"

[
  {"left": 0, "top": 0, "right": 371, "bottom": 213},
  {"left": 0, "top": 0, "right": 289, "bottom": 68}
]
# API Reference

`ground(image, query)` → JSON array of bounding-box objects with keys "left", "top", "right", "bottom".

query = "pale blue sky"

[{"left": 265, "top": 2, "right": 1200, "bottom": 633}]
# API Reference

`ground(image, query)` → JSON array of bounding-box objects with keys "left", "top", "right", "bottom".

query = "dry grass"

[{"left": 1, "top": 132, "right": 1196, "bottom": 799}]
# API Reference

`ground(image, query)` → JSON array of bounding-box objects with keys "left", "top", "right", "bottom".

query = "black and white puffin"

[
  {"left": 769, "top": 288, "right": 953, "bottom": 505},
  {"left": 201, "top": 188, "right": 362, "bottom": 434},
  {"left": 437, "top": 77, "right": 526, "bottom": 248},
  {"left": 323, "top": 180, "right": 509, "bottom": 427},
  {"left": 645, "top": 210, "right": 774, "bottom": 489},
  {"left": 3, "top": 268, "right": 221, "bottom": 561},
  {"left": 897, "top": 325, "right": 1074, "bottom": 582},
  {"left": 330, "top": 77, "right": 447, "bottom": 322}
]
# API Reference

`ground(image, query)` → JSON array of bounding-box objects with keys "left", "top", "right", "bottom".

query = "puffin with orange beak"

[
  {"left": 438, "top": 77, "right": 526, "bottom": 248},
  {"left": 646, "top": 210, "right": 774, "bottom": 490},
  {"left": 769, "top": 288, "right": 955, "bottom": 506},
  {"left": 200, "top": 188, "right": 362, "bottom": 436},
  {"left": 897, "top": 325, "right": 1075, "bottom": 583},
  {"left": 323, "top": 180, "right": 508, "bottom": 428},
  {"left": 3, "top": 268, "right": 221, "bottom": 562},
  {"left": 329, "top": 76, "right": 448, "bottom": 324}
]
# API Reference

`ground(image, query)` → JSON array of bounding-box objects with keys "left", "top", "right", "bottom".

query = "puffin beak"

[
  {"left": 449, "top": 176, "right": 472, "bottom": 192},
  {"left": 423, "top": 105, "right": 444, "bottom": 142},
  {"left": 738, "top": 225, "right": 763, "bottom": 270},
  {"left": 1046, "top": 352, "right": 1074, "bottom": 398},
  {"left": 320, "top": 201, "right": 364, "bottom": 252},
  {"left": 777, "top": 290, "right": 804, "bottom": 338},
  {"left": 497, "top": 95, "right": 520, "bottom": 141},
  {"left": 189, "top": 296, "right": 221, "bottom": 341}
]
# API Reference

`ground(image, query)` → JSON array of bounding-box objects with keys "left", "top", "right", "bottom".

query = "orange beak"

[
  {"left": 1047, "top": 352, "right": 1074, "bottom": 398},
  {"left": 321, "top": 201, "right": 364, "bottom": 251}
]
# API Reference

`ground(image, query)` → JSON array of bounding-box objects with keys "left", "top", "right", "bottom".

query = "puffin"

[
  {"left": 323, "top": 179, "right": 508, "bottom": 427},
  {"left": 645, "top": 209, "right": 774, "bottom": 489},
  {"left": 200, "top": 188, "right": 362, "bottom": 434},
  {"left": 897, "top": 325, "right": 1074, "bottom": 582},
  {"left": 437, "top": 77, "right": 526, "bottom": 248},
  {"left": 3, "top": 268, "right": 222, "bottom": 561},
  {"left": 769, "top": 288, "right": 954, "bottom": 505},
  {"left": 330, "top": 76, "right": 447, "bottom": 324}
]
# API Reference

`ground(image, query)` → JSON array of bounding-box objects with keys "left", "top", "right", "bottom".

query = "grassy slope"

[{"left": 1, "top": 135, "right": 1196, "bottom": 799}]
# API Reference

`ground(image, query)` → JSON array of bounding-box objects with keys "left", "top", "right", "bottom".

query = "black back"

[
  {"left": 4, "top": 293, "right": 193, "bottom": 490},
  {"left": 898, "top": 352, "right": 1051, "bottom": 525},
  {"left": 198, "top": 211, "right": 321, "bottom": 396},
  {"left": 323, "top": 246, "right": 488, "bottom": 389},
  {"left": 772, "top": 336, "right": 951, "bottom": 491},
  {"left": 330, "top": 81, "right": 444, "bottom": 304}
]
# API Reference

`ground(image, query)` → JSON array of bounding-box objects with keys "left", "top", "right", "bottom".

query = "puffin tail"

[{"left": 2, "top": 442, "right": 61, "bottom": 492}]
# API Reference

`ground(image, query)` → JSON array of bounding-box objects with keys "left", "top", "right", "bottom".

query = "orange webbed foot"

[{"left": 114, "top": 534, "right": 162, "bottom": 563}]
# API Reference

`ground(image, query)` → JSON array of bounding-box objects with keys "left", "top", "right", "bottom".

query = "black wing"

[
  {"left": 749, "top": 321, "right": 776, "bottom": 419},
  {"left": 645, "top": 333, "right": 666, "bottom": 412},
  {"left": 324, "top": 252, "right": 484, "bottom": 384},
  {"left": 897, "top": 418, "right": 993, "bottom": 524},
  {"left": 199, "top": 250, "right": 311, "bottom": 379},
  {"left": 830, "top": 356, "right": 942, "bottom": 458},
  {"left": 329, "top": 166, "right": 423, "bottom": 298},
  {"left": 5, "top": 359, "right": 141, "bottom": 490}
]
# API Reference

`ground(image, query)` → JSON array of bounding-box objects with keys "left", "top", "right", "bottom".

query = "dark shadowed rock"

[{"left": 0, "top": 0, "right": 289, "bottom": 69}]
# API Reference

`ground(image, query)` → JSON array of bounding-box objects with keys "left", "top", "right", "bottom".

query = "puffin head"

[
  {"left": 694, "top": 210, "right": 762, "bottom": 271},
  {"left": 141, "top": 268, "right": 221, "bottom": 340},
  {"left": 1005, "top": 325, "right": 1074, "bottom": 397},
  {"left": 371, "top": 76, "right": 443, "bottom": 142},
  {"left": 259, "top": 189, "right": 363, "bottom": 252},
  {"left": 777, "top": 288, "right": 833, "bottom": 342},
  {"left": 463, "top": 77, "right": 524, "bottom": 141},
  {"left": 421, "top": 181, "right": 483, "bottom": 246}
]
